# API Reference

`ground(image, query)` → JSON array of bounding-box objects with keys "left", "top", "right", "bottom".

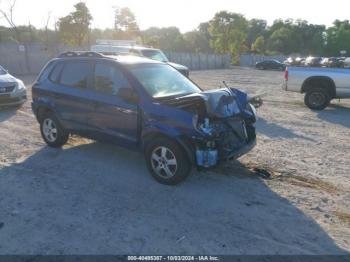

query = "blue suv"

[{"left": 32, "top": 52, "right": 257, "bottom": 185}]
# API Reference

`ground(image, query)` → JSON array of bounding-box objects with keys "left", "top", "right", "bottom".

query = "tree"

[
  {"left": 183, "top": 23, "right": 213, "bottom": 53},
  {"left": 142, "top": 27, "right": 187, "bottom": 51},
  {"left": 0, "top": 0, "right": 21, "bottom": 42},
  {"left": 325, "top": 20, "right": 350, "bottom": 56},
  {"left": 293, "top": 20, "right": 325, "bottom": 55},
  {"left": 208, "top": 11, "right": 248, "bottom": 63},
  {"left": 247, "top": 19, "right": 267, "bottom": 48},
  {"left": 251, "top": 36, "right": 265, "bottom": 54},
  {"left": 267, "top": 26, "right": 295, "bottom": 54},
  {"left": 114, "top": 7, "right": 140, "bottom": 39},
  {"left": 265, "top": 19, "right": 326, "bottom": 55},
  {"left": 57, "top": 2, "right": 92, "bottom": 46}
]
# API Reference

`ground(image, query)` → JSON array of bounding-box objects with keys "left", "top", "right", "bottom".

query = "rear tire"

[
  {"left": 145, "top": 137, "right": 191, "bottom": 185},
  {"left": 304, "top": 88, "right": 330, "bottom": 110},
  {"left": 39, "top": 112, "right": 69, "bottom": 147}
]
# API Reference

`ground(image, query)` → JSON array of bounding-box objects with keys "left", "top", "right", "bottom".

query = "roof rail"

[{"left": 58, "top": 51, "right": 104, "bottom": 58}]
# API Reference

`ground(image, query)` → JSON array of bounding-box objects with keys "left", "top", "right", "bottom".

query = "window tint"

[
  {"left": 130, "top": 64, "right": 200, "bottom": 98},
  {"left": 60, "top": 62, "right": 92, "bottom": 88},
  {"left": 94, "top": 63, "right": 130, "bottom": 95},
  {"left": 49, "top": 62, "right": 64, "bottom": 83}
]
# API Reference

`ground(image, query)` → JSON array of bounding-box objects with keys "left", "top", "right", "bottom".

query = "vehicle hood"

[
  {"left": 0, "top": 74, "right": 17, "bottom": 85},
  {"left": 166, "top": 62, "right": 189, "bottom": 71},
  {"left": 160, "top": 88, "right": 253, "bottom": 119}
]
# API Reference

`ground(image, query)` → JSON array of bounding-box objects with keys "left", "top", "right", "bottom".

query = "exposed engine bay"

[{"left": 161, "top": 88, "right": 257, "bottom": 167}]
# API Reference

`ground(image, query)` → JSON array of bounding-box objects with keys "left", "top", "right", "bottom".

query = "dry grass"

[
  {"left": 214, "top": 161, "right": 339, "bottom": 194},
  {"left": 276, "top": 174, "right": 338, "bottom": 193},
  {"left": 334, "top": 211, "right": 350, "bottom": 225}
]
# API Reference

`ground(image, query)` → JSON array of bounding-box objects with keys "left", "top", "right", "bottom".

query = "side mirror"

[{"left": 118, "top": 87, "right": 138, "bottom": 104}]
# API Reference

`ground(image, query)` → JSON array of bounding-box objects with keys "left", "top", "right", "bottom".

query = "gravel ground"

[{"left": 0, "top": 67, "right": 349, "bottom": 254}]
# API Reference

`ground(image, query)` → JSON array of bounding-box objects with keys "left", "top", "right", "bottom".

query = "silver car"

[{"left": 0, "top": 65, "right": 27, "bottom": 107}]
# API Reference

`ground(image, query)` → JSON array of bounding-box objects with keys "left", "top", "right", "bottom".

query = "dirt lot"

[{"left": 0, "top": 67, "right": 349, "bottom": 254}]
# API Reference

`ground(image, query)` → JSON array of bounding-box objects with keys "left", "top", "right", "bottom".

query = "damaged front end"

[{"left": 163, "top": 88, "right": 257, "bottom": 168}]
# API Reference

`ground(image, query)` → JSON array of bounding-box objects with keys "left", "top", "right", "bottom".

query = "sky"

[{"left": 0, "top": 0, "right": 349, "bottom": 32}]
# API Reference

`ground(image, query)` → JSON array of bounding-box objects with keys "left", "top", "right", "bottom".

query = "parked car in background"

[
  {"left": 344, "top": 57, "right": 350, "bottom": 68},
  {"left": 32, "top": 52, "right": 257, "bottom": 185},
  {"left": 304, "top": 56, "right": 323, "bottom": 67},
  {"left": 284, "top": 57, "right": 306, "bottom": 67},
  {"left": 283, "top": 66, "right": 350, "bottom": 110},
  {"left": 91, "top": 44, "right": 189, "bottom": 77},
  {"left": 295, "top": 57, "right": 306, "bottom": 66},
  {"left": 321, "top": 57, "right": 345, "bottom": 68},
  {"left": 284, "top": 57, "right": 295, "bottom": 66},
  {"left": 128, "top": 46, "right": 189, "bottom": 77},
  {"left": 0, "top": 65, "right": 27, "bottom": 108},
  {"left": 255, "top": 60, "right": 286, "bottom": 71}
]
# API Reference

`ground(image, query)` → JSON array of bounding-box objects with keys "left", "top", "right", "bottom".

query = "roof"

[
  {"left": 56, "top": 51, "right": 163, "bottom": 66},
  {"left": 105, "top": 54, "right": 162, "bottom": 65}
]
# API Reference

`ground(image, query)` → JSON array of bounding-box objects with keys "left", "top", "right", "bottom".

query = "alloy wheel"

[
  {"left": 151, "top": 146, "right": 178, "bottom": 178},
  {"left": 42, "top": 118, "right": 58, "bottom": 142}
]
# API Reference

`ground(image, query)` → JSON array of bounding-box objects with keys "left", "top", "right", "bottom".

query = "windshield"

[
  {"left": 130, "top": 64, "right": 200, "bottom": 98},
  {"left": 0, "top": 66, "right": 7, "bottom": 75},
  {"left": 141, "top": 49, "right": 169, "bottom": 62}
]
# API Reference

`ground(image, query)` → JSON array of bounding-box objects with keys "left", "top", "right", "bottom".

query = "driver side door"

[{"left": 88, "top": 62, "right": 139, "bottom": 148}]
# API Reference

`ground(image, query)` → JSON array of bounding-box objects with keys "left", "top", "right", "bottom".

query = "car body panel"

[
  {"left": 256, "top": 60, "right": 285, "bottom": 71},
  {"left": 32, "top": 54, "right": 256, "bottom": 168},
  {"left": 284, "top": 66, "right": 350, "bottom": 98},
  {"left": 0, "top": 68, "right": 27, "bottom": 107}
]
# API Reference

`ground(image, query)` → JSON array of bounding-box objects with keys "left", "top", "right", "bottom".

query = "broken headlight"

[{"left": 193, "top": 115, "right": 214, "bottom": 136}]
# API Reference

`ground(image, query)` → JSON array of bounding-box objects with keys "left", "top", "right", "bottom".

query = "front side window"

[
  {"left": 130, "top": 64, "right": 200, "bottom": 98},
  {"left": 60, "top": 62, "right": 92, "bottom": 89},
  {"left": 94, "top": 63, "right": 130, "bottom": 95}
]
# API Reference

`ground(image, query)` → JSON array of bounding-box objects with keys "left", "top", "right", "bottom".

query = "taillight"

[{"left": 284, "top": 68, "right": 289, "bottom": 81}]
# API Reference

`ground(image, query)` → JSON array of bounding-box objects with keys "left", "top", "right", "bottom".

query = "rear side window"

[
  {"left": 94, "top": 63, "right": 130, "bottom": 95},
  {"left": 49, "top": 62, "right": 64, "bottom": 83},
  {"left": 60, "top": 62, "right": 92, "bottom": 89}
]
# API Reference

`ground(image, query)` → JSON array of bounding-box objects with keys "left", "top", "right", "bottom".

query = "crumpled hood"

[{"left": 162, "top": 88, "right": 251, "bottom": 119}]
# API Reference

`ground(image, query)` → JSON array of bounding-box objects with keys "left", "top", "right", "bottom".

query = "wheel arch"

[
  {"left": 142, "top": 132, "right": 195, "bottom": 165},
  {"left": 301, "top": 76, "right": 336, "bottom": 98},
  {"left": 36, "top": 105, "right": 54, "bottom": 122}
]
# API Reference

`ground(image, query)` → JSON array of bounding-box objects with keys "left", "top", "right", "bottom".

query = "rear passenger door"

[
  {"left": 49, "top": 60, "right": 94, "bottom": 131},
  {"left": 88, "top": 62, "right": 139, "bottom": 147}
]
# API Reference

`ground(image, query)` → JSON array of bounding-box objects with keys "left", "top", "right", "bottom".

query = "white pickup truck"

[{"left": 283, "top": 67, "right": 350, "bottom": 110}]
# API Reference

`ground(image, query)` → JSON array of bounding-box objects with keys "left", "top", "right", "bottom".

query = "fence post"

[{"left": 198, "top": 53, "right": 201, "bottom": 70}]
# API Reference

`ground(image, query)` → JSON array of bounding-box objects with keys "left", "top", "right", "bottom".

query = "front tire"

[
  {"left": 40, "top": 112, "right": 69, "bottom": 147},
  {"left": 304, "top": 88, "right": 330, "bottom": 110},
  {"left": 145, "top": 137, "right": 191, "bottom": 185}
]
